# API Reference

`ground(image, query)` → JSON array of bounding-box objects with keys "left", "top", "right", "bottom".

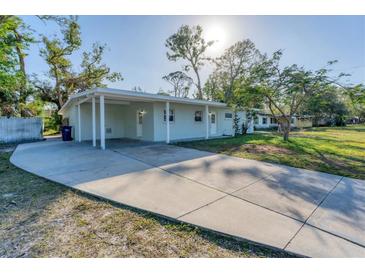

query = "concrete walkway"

[{"left": 10, "top": 139, "right": 365, "bottom": 257}]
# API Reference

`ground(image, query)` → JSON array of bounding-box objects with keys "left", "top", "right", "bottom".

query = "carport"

[{"left": 59, "top": 88, "right": 231, "bottom": 150}]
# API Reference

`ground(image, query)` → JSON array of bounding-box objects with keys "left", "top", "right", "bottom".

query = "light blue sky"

[{"left": 23, "top": 16, "right": 365, "bottom": 94}]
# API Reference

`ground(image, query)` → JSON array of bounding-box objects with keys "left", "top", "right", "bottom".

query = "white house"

[
  {"left": 58, "top": 88, "right": 236, "bottom": 149},
  {"left": 254, "top": 112, "right": 313, "bottom": 129}
]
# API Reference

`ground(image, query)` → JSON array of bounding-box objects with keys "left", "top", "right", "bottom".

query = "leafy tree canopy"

[
  {"left": 0, "top": 15, "right": 34, "bottom": 117},
  {"left": 165, "top": 25, "right": 213, "bottom": 99},
  {"left": 298, "top": 85, "right": 349, "bottom": 126},
  {"left": 206, "top": 39, "right": 261, "bottom": 103},
  {"left": 162, "top": 71, "right": 192, "bottom": 98},
  {"left": 35, "top": 16, "right": 122, "bottom": 110}
]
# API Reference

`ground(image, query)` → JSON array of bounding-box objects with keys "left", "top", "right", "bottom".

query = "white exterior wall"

[
  {"left": 214, "top": 107, "right": 234, "bottom": 136},
  {"left": 123, "top": 102, "right": 154, "bottom": 141},
  {"left": 65, "top": 101, "right": 156, "bottom": 142},
  {"left": 255, "top": 114, "right": 271, "bottom": 129},
  {"left": 69, "top": 103, "right": 126, "bottom": 141},
  {"left": 153, "top": 102, "right": 233, "bottom": 142},
  {"left": 63, "top": 100, "right": 234, "bottom": 143},
  {"left": 255, "top": 114, "right": 296, "bottom": 129}
]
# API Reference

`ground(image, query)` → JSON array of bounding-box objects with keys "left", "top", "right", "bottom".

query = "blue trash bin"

[{"left": 62, "top": 126, "right": 73, "bottom": 141}]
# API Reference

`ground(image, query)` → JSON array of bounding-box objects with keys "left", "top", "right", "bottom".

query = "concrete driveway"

[{"left": 10, "top": 139, "right": 365, "bottom": 257}]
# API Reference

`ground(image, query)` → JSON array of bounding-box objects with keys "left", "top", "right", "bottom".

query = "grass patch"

[
  {"left": 177, "top": 125, "right": 365, "bottom": 180},
  {"left": 43, "top": 128, "right": 59, "bottom": 136},
  {"left": 0, "top": 150, "right": 294, "bottom": 258}
]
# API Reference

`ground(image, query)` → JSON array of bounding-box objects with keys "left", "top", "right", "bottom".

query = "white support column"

[
  {"left": 92, "top": 97, "right": 96, "bottom": 147},
  {"left": 77, "top": 104, "right": 81, "bottom": 142},
  {"left": 166, "top": 101, "right": 170, "bottom": 144},
  {"left": 100, "top": 95, "right": 105, "bottom": 150},
  {"left": 205, "top": 105, "right": 209, "bottom": 139}
]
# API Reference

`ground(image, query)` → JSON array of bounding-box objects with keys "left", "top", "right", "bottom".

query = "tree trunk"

[
  {"left": 283, "top": 129, "right": 289, "bottom": 141},
  {"left": 280, "top": 119, "right": 291, "bottom": 141},
  {"left": 193, "top": 66, "right": 203, "bottom": 99},
  {"left": 14, "top": 31, "right": 27, "bottom": 117}
]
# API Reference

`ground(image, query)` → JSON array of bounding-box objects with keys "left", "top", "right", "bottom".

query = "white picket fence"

[{"left": 0, "top": 117, "right": 43, "bottom": 143}]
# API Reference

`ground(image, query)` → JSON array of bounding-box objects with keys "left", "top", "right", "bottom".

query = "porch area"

[{"left": 62, "top": 89, "right": 231, "bottom": 150}]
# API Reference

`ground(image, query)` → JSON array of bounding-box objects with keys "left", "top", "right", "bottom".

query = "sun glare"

[{"left": 204, "top": 24, "right": 227, "bottom": 53}]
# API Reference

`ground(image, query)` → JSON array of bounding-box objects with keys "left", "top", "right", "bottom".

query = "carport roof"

[{"left": 59, "top": 88, "right": 228, "bottom": 115}]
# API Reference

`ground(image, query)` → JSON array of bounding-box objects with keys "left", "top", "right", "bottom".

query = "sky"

[{"left": 22, "top": 16, "right": 365, "bottom": 94}]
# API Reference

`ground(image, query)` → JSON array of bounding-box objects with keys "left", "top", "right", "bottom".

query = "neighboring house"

[
  {"left": 58, "top": 88, "right": 235, "bottom": 149},
  {"left": 295, "top": 116, "right": 313, "bottom": 128},
  {"left": 254, "top": 112, "right": 313, "bottom": 129}
]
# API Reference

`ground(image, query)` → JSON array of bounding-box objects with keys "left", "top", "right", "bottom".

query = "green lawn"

[
  {"left": 177, "top": 125, "right": 365, "bottom": 180},
  {"left": 0, "top": 149, "right": 293, "bottom": 258},
  {"left": 43, "top": 128, "right": 59, "bottom": 136}
]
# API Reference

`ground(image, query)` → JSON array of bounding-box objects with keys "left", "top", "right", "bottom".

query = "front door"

[
  {"left": 136, "top": 110, "right": 143, "bottom": 137},
  {"left": 210, "top": 112, "right": 217, "bottom": 135}
]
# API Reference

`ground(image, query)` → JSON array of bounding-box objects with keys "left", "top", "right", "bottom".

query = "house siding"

[
  {"left": 254, "top": 114, "right": 296, "bottom": 129},
  {"left": 153, "top": 103, "right": 233, "bottom": 142},
  {"left": 123, "top": 102, "right": 154, "bottom": 141},
  {"left": 63, "top": 99, "right": 234, "bottom": 143},
  {"left": 70, "top": 103, "right": 126, "bottom": 141}
]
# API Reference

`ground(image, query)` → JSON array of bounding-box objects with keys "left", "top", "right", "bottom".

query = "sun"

[{"left": 204, "top": 24, "right": 227, "bottom": 53}]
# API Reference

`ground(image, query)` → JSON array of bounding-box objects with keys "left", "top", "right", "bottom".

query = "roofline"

[
  {"left": 58, "top": 88, "right": 228, "bottom": 115},
  {"left": 256, "top": 112, "right": 314, "bottom": 118}
]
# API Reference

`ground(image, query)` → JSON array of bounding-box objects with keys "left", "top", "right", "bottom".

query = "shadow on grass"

[{"left": 181, "top": 131, "right": 365, "bottom": 179}]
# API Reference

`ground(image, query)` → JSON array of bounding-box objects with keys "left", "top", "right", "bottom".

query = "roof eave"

[{"left": 58, "top": 88, "right": 228, "bottom": 115}]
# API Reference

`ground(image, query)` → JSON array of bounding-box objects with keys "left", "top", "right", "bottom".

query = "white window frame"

[
  {"left": 163, "top": 109, "right": 175, "bottom": 123},
  {"left": 224, "top": 112, "right": 233, "bottom": 119},
  {"left": 194, "top": 110, "right": 203, "bottom": 122}
]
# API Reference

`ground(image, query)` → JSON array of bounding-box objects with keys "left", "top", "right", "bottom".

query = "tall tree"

[
  {"left": 162, "top": 71, "right": 192, "bottom": 97},
  {"left": 0, "top": 16, "right": 18, "bottom": 116},
  {"left": 204, "top": 39, "right": 261, "bottom": 134},
  {"left": 207, "top": 39, "right": 261, "bottom": 102},
  {"left": 0, "top": 16, "right": 35, "bottom": 117},
  {"left": 345, "top": 84, "right": 365, "bottom": 122},
  {"left": 165, "top": 25, "right": 213, "bottom": 99},
  {"left": 299, "top": 85, "right": 349, "bottom": 126},
  {"left": 35, "top": 17, "right": 122, "bottom": 111},
  {"left": 249, "top": 51, "right": 348, "bottom": 141}
]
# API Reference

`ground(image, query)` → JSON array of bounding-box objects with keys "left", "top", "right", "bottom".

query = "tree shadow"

[
  {"left": 2, "top": 150, "right": 298, "bottom": 258},
  {"left": 8, "top": 137, "right": 365, "bottom": 256}
]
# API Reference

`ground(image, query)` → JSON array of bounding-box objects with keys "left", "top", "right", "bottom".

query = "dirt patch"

[{"left": 236, "top": 144, "right": 294, "bottom": 155}]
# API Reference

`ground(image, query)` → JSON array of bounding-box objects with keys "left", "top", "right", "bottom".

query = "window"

[
  {"left": 224, "top": 112, "right": 233, "bottom": 119},
  {"left": 138, "top": 111, "right": 143, "bottom": 124},
  {"left": 194, "top": 111, "right": 203, "bottom": 122},
  {"left": 254, "top": 116, "right": 259, "bottom": 125},
  {"left": 211, "top": 113, "right": 216, "bottom": 123},
  {"left": 270, "top": 117, "right": 277, "bottom": 124},
  {"left": 163, "top": 109, "right": 174, "bottom": 122},
  {"left": 291, "top": 117, "right": 295, "bottom": 124},
  {"left": 262, "top": 117, "right": 267, "bottom": 124}
]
